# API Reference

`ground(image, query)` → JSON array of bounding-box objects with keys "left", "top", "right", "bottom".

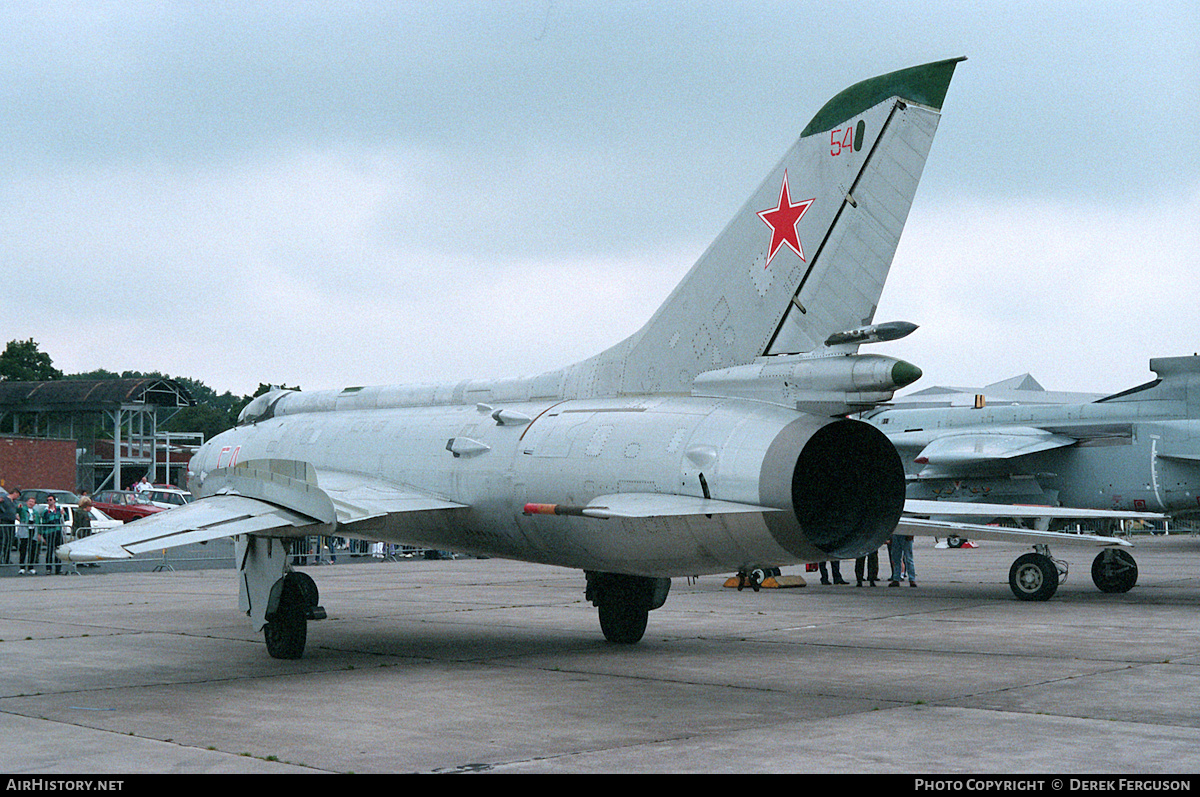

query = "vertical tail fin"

[{"left": 561, "top": 58, "right": 963, "bottom": 398}]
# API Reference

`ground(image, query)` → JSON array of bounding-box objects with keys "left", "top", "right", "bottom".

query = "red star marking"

[{"left": 757, "top": 170, "right": 814, "bottom": 267}]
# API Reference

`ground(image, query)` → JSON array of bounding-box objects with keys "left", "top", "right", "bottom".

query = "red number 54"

[{"left": 830, "top": 126, "right": 855, "bottom": 156}]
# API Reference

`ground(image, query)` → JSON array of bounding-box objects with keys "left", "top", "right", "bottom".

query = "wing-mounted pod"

[
  {"left": 823, "top": 320, "right": 918, "bottom": 348},
  {"left": 692, "top": 352, "right": 922, "bottom": 415}
]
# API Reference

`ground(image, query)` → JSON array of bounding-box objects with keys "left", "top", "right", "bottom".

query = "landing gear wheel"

[
  {"left": 598, "top": 603, "right": 649, "bottom": 645},
  {"left": 1092, "top": 549, "right": 1138, "bottom": 593},
  {"left": 264, "top": 577, "right": 308, "bottom": 659},
  {"left": 1009, "top": 552, "right": 1059, "bottom": 602}
]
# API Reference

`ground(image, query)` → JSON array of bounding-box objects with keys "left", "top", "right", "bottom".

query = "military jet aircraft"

[
  {"left": 61, "top": 56, "right": 1113, "bottom": 658},
  {"left": 862, "top": 355, "right": 1200, "bottom": 600}
]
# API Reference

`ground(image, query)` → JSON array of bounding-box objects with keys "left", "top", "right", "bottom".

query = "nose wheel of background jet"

[
  {"left": 1091, "top": 548, "right": 1138, "bottom": 593},
  {"left": 1008, "top": 552, "right": 1060, "bottom": 601}
]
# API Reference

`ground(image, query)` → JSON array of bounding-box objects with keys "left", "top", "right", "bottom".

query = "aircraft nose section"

[{"left": 891, "top": 360, "right": 923, "bottom": 388}]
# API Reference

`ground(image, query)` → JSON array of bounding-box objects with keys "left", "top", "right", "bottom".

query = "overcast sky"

[{"left": 2, "top": 1, "right": 1197, "bottom": 399}]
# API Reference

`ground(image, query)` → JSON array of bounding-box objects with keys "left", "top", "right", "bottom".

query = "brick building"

[{"left": 0, "top": 436, "right": 76, "bottom": 493}]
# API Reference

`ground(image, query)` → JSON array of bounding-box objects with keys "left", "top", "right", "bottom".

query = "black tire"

[
  {"left": 290, "top": 570, "right": 320, "bottom": 608},
  {"left": 264, "top": 578, "right": 308, "bottom": 659},
  {"left": 598, "top": 603, "right": 649, "bottom": 644},
  {"left": 1091, "top": 549, "right": 1138, "bottom": 593},
  {"left": 1009, "top": 552, "right": 1059, "bottom": 601}
]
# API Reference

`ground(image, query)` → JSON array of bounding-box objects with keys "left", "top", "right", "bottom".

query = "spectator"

[
  {"left": 0, "top": 488, "right": 16, "bottom": 568},
  {"left": 74, "top": 496, "right": 94, "bottom": 539},
  {"left": 818, "top": 559, "right": 848, "bottom": 585},
  {"left": 888, "top": 533, "right": 917, "bottom": 587},
  {"left": 855, "top": 549, "right": 880, "bottom": 587},
  {"left": 16, "top": 496, "right": 38, "bottom": 574},
  {"left": 39, "top": 496, "right": 66, "bottom": 575}
]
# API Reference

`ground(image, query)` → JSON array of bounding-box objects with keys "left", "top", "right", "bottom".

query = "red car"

[{"left": 91, "top": 490, "right": 166, "bottom": 522}]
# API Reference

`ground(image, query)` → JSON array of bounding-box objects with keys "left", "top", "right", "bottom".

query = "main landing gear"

[
  {"left": 264, "top": 571, "right": 327, "bottom": 659},
  {"left": 1091, "top": 548, "right": 1138, "bottom": 594},
  {"left": 1008, "top": 549, "right": 1064, "bottom": 601},
  {"left": 1007, "top": 545, "right": 1138, "bottom": 601},
  {"left": 239, "top": 536, "right": 327, "bottom": 659},
  {"left": 730, "top": 567, "right": 783, "bottom": 592},
  {"left": 585, "top": 572, "right": 671, "bottom": 644}
]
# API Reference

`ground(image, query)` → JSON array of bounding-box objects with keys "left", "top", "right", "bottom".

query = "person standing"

[
  {"left": 17, "top": 496, "right": 38, "bottom": 574},
  {"left": 74, "top": 496, "right": 94, "bottom": 538},
  {"left": 39, "top": 496, "right": 65, "bottom": 575},
  {"left": 888, "top": 532, "right": 917, "bottom": 587},
  {"left": 855, "top": 549, "right": 880, "bottom": 587},
  {"left": 0, "top": 488, "right": 16, "bottom": 568},
  {"left": 818, "top": 559, "right": 848, "bottom": 585}
]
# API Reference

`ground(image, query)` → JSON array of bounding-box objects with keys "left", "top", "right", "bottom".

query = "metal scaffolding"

[{"left": 0, "top": 378, "right": 196, "bottom": 491}]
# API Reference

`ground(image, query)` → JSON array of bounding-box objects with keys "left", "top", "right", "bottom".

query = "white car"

[
  {"left": 57, "top": 504, "right": 123, "bottom": 540},
  {"left": 145, "top": 488, "right": 193, "bottom": 510}
]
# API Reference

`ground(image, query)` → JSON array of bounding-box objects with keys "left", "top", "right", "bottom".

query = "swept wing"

[{"left": 58, "top": 461, "right": 466, "bottom": 562}]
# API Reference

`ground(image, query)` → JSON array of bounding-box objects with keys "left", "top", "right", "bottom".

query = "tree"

[{"left": 0, "top": 338, "right": 63, "bottom": 381}]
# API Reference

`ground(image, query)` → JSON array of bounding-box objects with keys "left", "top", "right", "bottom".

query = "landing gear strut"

[{"left": 586, "top": 572, "right": 670, "bottom": 644}]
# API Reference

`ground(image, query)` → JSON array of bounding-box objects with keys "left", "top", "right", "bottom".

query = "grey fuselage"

[{"left": 192, "top": 385, "right": 903, "bottom": 577}]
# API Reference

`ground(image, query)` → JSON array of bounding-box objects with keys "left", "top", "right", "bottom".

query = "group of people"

[
  {"left": 0, "top": 488, "right": 92, "bottom": 575},
  {"left": 818, "top": 532, "right": 917, "bottom": 588}
]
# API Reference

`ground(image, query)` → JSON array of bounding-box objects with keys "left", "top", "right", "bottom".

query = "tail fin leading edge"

[{"left": 562, "top": 58, "right": 963, "bottom": 399}]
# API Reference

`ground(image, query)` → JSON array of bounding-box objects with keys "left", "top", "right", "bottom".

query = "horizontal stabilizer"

[
  {"left": 904, "top": 499, "right": 1164, "bottom": 521},
  {"left": 582, "top": 493, "right": 780, "bottom": 520},
  {"left": 896, "top": 517, "right": 1132, "bottom": 549}
]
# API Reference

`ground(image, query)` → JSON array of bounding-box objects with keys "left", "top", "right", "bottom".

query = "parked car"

[
  {"left": 56, "top": 504, "right": 123, "bottom": 540},
  {"left": 92, "top": 490, "right": 165, "bottom": 522},
  {"left": 19, "top": 488, "right": 80, "bottom": 505},
  {"left": 144, "top": 488, "right": 193, "bottom": 509}
]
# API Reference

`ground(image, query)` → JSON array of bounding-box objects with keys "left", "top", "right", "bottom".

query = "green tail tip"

[{"left": 802, "top": 57, "right": 966, "bottom": 138}]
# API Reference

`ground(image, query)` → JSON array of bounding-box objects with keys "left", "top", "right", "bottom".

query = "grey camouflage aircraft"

[
  {"left": 864, "top": 356, "right": 1200, "bottom": 600},
  {"left": 61, "top": 57, "right": 1129, "bottom": 658}
]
